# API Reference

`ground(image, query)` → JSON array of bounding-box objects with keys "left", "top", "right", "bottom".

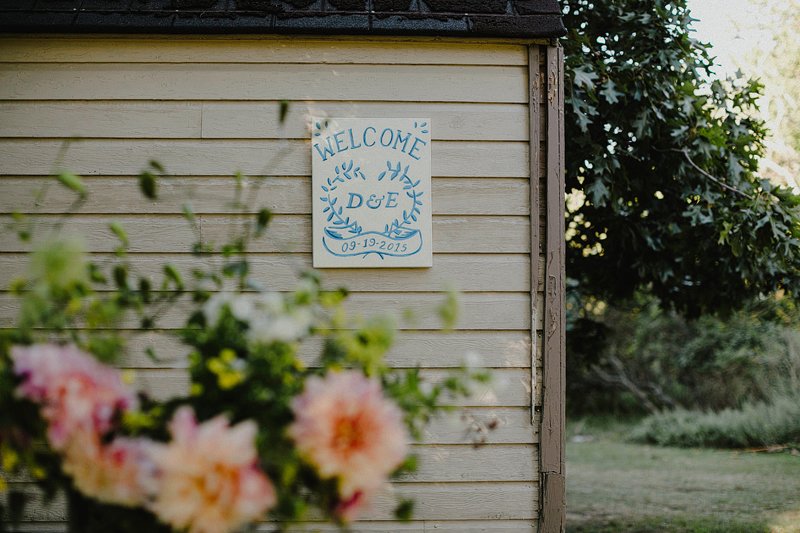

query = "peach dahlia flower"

[
  {"left": 147, "top": 406, "right": 276, "bottom": 533},
  {"left": 288, "top": 370, "right": 408, "bottom": 504},
  {"left": 11, "top": 344, "right": 138, "bottom": 450},
  {"left": 62, "top": 430, "right": 156, "bottom": 507}
]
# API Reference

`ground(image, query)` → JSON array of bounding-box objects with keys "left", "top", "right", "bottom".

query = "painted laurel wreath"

[{"left": 320, "top": 159, "right": 424, "bottom": 241}]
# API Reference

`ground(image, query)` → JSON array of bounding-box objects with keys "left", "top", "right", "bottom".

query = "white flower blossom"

[
  {"left": 247, "top": 307, "right": 313, "bottom": 345},
  {"left": 204, "top": 290, "right": 315, "bottom": 345},
  {"left": 230, "top": 296, "right": 256, "bottom": 322},
  {"left": 202, "top": 293, "right": 234, "bottom": 326}
]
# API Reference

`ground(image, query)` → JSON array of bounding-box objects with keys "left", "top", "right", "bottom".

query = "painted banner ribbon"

[{"left": 322, "top": 229, "right": 423, "bottom": 259}]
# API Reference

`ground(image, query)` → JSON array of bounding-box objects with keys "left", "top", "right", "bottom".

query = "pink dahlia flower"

[
  {"left": 147, "top": 406, "right": 276, "bottom": 533},
  {"left": 62, "top": 430, "right": 156, "bottom": 507},
  {"left": 288, "top": 371, "right": 408, "bottom": 502},
  {"left": 11, "top": 344, "right": 138, "bottom": 449}
]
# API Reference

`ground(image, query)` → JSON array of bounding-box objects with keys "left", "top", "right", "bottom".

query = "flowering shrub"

[{"left": 0, "top": 163, "right": 489, "bottom": 532}]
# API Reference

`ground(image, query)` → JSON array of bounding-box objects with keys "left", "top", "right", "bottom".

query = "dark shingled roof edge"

[{"left": 0, "top": 1, "right": 566, "bottom": 39}]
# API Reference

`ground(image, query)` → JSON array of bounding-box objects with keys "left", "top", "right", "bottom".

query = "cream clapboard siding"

[{"left": 0, "top": 36, "right": 546, "bottom": 530}]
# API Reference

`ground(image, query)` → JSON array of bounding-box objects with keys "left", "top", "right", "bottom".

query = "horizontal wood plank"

[
  {"left": 0, "top": 177, "right": 530, "bottom": 215},
  {"left": 0, "top": 392, "right": 530, "bottom": 441},
  {"left": 5, "top": 444, "right": 535, "bottom": 484},
  {"left": 0, "top": 140, "right": 529, "bottom": 177},
  {"left": 0, "top": 102, "right": 201, "bottom": 138},
  {"left": 0, "top": 64, "right": 528, "bottom": 103},
  {"left": 0, "top": 292, "right": 538, "bottom": 330},
  {"left": 0, "top": 102, "right": 529, "bottom": 141},
  {"left": 11, "top": 481, "right": 537, "bottom": 522},
  {"left": 0, "top": 215, "right": 531, "bottom": 254},
  {"left": 0, "top": 38, "right": 528, "bottom": 66},
  {"left": 0, "top": 253, "right": 537, "bottom": 293},
  {"left": 0, "top": 329, "right": 539, "bottom": 370},
  {"left": 202, "top": 102, "right": 529, "bottom": 141},
  {"left": 131, "top": 367, "right": 531, "bottom": 407},
  {"left": 365, "top": 483, "right": 537, "bottom": 520},
  {"left": 118, "top": 331, "right": 535, "bottom": 369},
  {"left": 406, "top": 444, "right": 538, "bottom": 482},
  {"left": 268, "top": 520, "right": 538, "bottom": 532}
]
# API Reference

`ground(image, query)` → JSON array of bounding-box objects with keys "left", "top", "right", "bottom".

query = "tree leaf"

[
  {"left": 56, "top": 171, "right": 87, "bottom": 197},
  {"left": 573, "top": 66, "right": 599, "bottom": 90}
]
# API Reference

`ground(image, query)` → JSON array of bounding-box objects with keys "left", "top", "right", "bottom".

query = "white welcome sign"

[{"left": 311, "top": 118, "right": 433, "bottom": 268}]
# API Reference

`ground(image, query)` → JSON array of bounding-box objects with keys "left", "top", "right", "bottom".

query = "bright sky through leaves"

[
  {"left": 688, "top": 0, "right": 800, "bottom": 188},
  {"left": 688, "top": 0, "right": 775, "bottom": 78}
]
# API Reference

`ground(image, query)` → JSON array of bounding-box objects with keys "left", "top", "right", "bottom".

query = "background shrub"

[
  {"left": 630, "top": 394, "right": 800, "bottom": 448},
  {"left": 568, "top": 293, "right": 800, "bottom": 416}
]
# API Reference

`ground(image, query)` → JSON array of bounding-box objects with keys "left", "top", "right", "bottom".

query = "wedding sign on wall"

[{"left": 311, "top": 118, "right": 433, "bottom": 268}]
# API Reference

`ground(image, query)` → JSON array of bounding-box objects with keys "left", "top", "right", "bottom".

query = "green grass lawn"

[{"left": 566, "top": 420, "right": 800, "bottom": 532}]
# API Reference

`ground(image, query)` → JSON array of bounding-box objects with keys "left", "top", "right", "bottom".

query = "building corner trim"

[{"left": 538, "top": 43, "right": 566, "bottom": 533}]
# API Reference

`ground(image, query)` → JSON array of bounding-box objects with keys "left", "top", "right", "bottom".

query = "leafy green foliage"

[
  {"left": 568, "top": 293, "right": 800, "bottom": 416},
  {"left": 631, "top": 393, "right": 800, "bottom": 448},
  {"left": 563, "top": 0, "right": 800, "bottom": 316}
]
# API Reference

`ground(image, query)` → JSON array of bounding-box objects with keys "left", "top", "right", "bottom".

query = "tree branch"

[
  {"left": 591, "top": 356, "right": 661, "bottom": 414},
  {"left": 678, "top": 149, "right": 755, "bottom": 200}
]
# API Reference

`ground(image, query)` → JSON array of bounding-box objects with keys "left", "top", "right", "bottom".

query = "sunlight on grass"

[{"left": 770, "top": 510, "right": 800, "bottom": 532}]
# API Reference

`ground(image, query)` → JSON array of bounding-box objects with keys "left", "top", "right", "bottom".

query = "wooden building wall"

[{"left": 0, "top": 36, "right": 564, "bottom": 532}]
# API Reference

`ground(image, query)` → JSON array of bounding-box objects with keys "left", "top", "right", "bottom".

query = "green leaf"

[
  {"left": 163, "top": 264, "right": 184, "bottom": 291},
  {"left": 88, "top": 263, "right": 107, "bottom": 284},
  {"left": 255, "top": 208, "right": 273, "bottom": 237},
  {"left": 587, "top": 180, "right": 610, "bottom": 206},
  {"left": 182, "top": 202, "right": 196, "bottom": 224},
  {"left": 56, "top": 171, "right": 87, "bottom": 197},
  {"left": 600, "top": 79, "right": 622, "bottom": 104},
  {"left": 109, "top": 221, "right": 129, "bottom": 248},
  {"left": 222, "top": 260, "right": 248, "bottom": 278},
  {"left": 437, "top": 289, "right": 459, "bottom": 331},
  {"left": 393, "top": 499, "right": 414, "bottom": 521},
  {"left": 113, "top": 264, "right": 128, "bottom": 289},
  {"left": 138, "top": 171, "right": 158, "bottom": 200},
  {"left": 278, "top": 99, "right": 290, "bottom": 124},
  {"left": 138, "top": 277, "right": 152, "bottom": 303},
  {"left": 192, "top": 242, "right": 212, "bottom": 256},
  {"left": 573, "top": 66, "right": 599, "bottom": 91},
  {"left": 395, "top": 454, "right": 418, "bottom": 475},
  {"left": 145, "top": 346, "right": 159, "bottom": 363}
]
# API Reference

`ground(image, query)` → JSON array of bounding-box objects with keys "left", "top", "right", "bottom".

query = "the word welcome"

[{"left": 313, "top": 126, "right": 428, "bottom": 162}]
